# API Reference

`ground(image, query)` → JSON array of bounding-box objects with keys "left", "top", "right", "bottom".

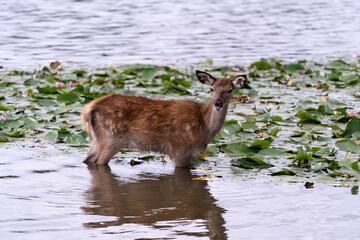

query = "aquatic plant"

[{"left": 1, "top": 57, "right": 360, "bottom": 185}]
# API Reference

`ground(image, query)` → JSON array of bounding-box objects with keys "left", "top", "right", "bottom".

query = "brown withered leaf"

[{"left": 50, "top": 61, "right": 61, "bottom": 70}]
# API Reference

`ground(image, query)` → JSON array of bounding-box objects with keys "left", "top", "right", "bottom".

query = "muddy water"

[
  {"left": 1, "top": 0, "right": 360, "bottom": 67},
  {"left": 1, "top": 145, "right": 360, "bottom": 239}
]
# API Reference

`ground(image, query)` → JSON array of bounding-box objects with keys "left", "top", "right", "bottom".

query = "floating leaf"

[
  {"left": 225, "top": 143, "right": 258, "bottom": 156},
  {"left": 57, "top": 92, "right": 80, "bottom": 103},
  {"left": 139, "top": 155, "right": 156, "bottom": 161},
  {"left": 250, "top": 60, "right": 272, "bottom": 70},
  {"left": 0, "top": 136, "right": 8, "bottom": 142},
  {"left": 231, "top": 157, "right": 273, "bottom": 169},
  {"left": 340, "top": 75, "right": 359, "bottom": 84},
  {"left": 37, "top": 86, "right": 59, "bottom": 94},
  {"left": 23, "top": 116, "right": 38, "bottom": 129},
  {"left": 65, "top": 134, "right": 84, "bottom": 145},
  {"left": 311, "top": 162, "right": 329, "bottom": 172},
  {"left": 37, "top": 99, "right": 57, "bottom": 107},
  {"left": 3, "top": 119, "right": 23, "bottom": 129},
  {"left": 41, "top": 132, "right": 58, "bottom": 142},
  {"left": 326, "top": 60, "right": 353, "bottom": 70},
  {"left": 336, "top": 139, "right": 360, "bottom": 153},
  {"left": 0, "top": 103, "right": 16, "bottom": 111},
  {"left": 271, "top": 169, "right": 296, "bottom": 176},
  {"left": 297, "top": 110, "right": 321, "bottom": 124},
  {"left": 284, "top": 63, "right": 304, "bottom": 73},
  {"left": 222, "top": 120, "right": 240, "bottom": 134},
  {"left": 270, "top": 127, "right": 281, "bottom": 136},
  {"left": 249, "top": 140, "right": 271, "bottom": 149},
  {"left": 341, "top": 117, "right": 360, "bottom": 138},
  {"left": 316, "top": 147, "right": 337, "bottom": 156},
  {"left": 352, "top": 132, "right": 360, "bottom": 140},
  {"left": 239, "top": 122, "right": 259, "bottom": 131},
  {"left": 257, "top": 148, "right": 284, "bottom": 156}
]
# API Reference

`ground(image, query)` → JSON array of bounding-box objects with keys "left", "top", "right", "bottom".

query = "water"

[
  {"left": 1, "top": 146, "right": 360, "bottom": 239},
  {"left": 1, "top": 0, "right": 360, "bottom": 68}
]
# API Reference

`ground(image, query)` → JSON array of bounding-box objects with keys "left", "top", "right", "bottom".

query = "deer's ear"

[
  {"left": 196, "top": 70, "right": 216, "bottom": 85},
  {"left": 232, "top": 75, "right": 247, "bottom": 88}
]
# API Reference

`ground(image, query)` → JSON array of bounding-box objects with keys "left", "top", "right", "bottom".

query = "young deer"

[{"left": 81, "top": 70, "right": 247, "bottom": 167}]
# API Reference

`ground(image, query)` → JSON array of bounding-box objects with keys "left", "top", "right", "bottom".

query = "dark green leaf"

[
  {"left": 336, "top": 139, "right": 360, "bottom": 153},
  {"left": 341, "top": 117, "right": 360, "bottom": 137},
  {"left": 297, "top": 110, "right": 321, "bottom": 124},
  {"left": 231, "top": 157, "right": 273, "bottom": 169},
  {"left": 37, "top": 86, "right": 59, "bottom": 94},
  {"left": 250, "top": 60, "right": 272, "bottom": 70},
  {"left": 249, "top": 140, "right": 271, "bottom": 149},
  {"left": 57, "top": 93, "right": 80, "bottom": 103},
  {"left": 271, "top": 169, "right": 296, "bottom": 176}
]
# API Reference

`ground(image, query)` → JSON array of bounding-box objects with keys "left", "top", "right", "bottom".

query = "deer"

[{"left": 81, "top": 70, "right": 247, "bottom": 167}]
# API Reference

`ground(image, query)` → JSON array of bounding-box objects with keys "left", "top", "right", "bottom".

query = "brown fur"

[{"left": 81, "top": 71, "right": 247, "bottom": 167}]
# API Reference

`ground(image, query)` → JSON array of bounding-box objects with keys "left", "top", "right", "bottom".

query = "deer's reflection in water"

[{"left": 82, "top": 165, "right": 227, "bottom": 239}]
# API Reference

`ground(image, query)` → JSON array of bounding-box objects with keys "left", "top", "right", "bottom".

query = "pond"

[{"left": 1, "top": 0, "right": 360, "bottom": 68}]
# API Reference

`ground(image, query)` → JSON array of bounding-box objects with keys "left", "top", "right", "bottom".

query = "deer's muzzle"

[{"left": 214, "top": 99, "right": 223, "bottom": 111}]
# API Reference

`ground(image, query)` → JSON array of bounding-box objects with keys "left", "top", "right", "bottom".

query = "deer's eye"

[
  {"left": 227, "top": 89, "right": 233, "bottom": 93},
  {"left": 210, "top": 88, "right": 214, "bottom": 92}
]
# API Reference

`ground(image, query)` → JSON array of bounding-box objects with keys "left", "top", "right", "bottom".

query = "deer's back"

[{"left": 86, "top": 94, "right": 207, "bottom": 151}]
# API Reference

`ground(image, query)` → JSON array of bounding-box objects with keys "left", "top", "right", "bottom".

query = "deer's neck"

[{"left": 202, "top": 100, "right": 228, "bottom": 143}]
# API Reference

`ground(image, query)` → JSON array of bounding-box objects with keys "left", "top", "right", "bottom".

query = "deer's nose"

[{"left": 214, "top": 99, "right": 223, "bottom": 111}]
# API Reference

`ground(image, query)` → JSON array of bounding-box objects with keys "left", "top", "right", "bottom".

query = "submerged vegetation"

[{"left": 1, "top": 57, "right": 360, "bottom": 185}]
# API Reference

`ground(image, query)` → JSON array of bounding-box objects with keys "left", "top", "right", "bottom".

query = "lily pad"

[
  {"left": 336, "top": 139, "right": 360, "bottom": 153},
  {"left": 231, "top": 157, "right": 273, "bottom": 169},
  {"left": 271, "top": 169, "right": 296, "bottom": 176},
  {"left": 297, "top": 110, "right": 321, "bottom": 124},
  {"left": 341, "top": 117, "right": 360, "bottom": 138},
  {"left": 57, "top": 93, "right": 80, "bottom": 103},
  {"left": 249, "top": 140, "right": 271, "bottom": 149}
]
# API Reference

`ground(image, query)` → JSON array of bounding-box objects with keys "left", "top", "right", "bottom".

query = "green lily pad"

[
  {"left": 225, "top": 143, "right": 258, "bottom": 156},
  {"left": 57, "top": 93, "right": 80, "bottom": 103},
  {"left": 271, "top": 169, "right": 296, "bottom": 176},
  {"left": 257, "top": 148, "right": 284, "bottom": 156},
  {"left": 336, "top": 139, "right": 360, "bottom": 153},
  {"left": 250, "top": 60, "right": 272, "bottom": 70},
  {"left": 222, "top": 120, "right": 240, "bottom": 134},
  {"left": 341, "top": 117, "right": 360, "bottom": 138},
  {"left": 297, "top": 110, "right": 321, "bottom": 124},
  {"left": 41, "top": 132, "right": 58, "bottom": 142},
  {"left": 231, "top": 157, "right": 273, "bottom": 169},
  {"left": 326, "top": 59, "right": 354, "bottom": 70},
  {"left": 284, "top": 63, "right": 304, "bottom": 74},
  {"left": 37, "top": 99, "right": 57, "bottom": 107},
  {"left": 249, "top": 140, "right": 271, "bottom": 149},
  {"left": 37, "top": 86, "right": 59, "bottom": 94},
  {"left": 23, "top": 116, "right": 38, "bottom": 129}
]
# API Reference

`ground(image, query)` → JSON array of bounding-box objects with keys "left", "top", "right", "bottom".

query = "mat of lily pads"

[{"left": 1, "top": 58, "right": 360, "bottom": 186}]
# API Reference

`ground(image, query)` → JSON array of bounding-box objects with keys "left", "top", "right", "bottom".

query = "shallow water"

[
  {"left": 1, "top": 146, "right": 360, "bottom": 239},
  {"left": 1, "top": 0, "right": 360, "bottom": 68}
]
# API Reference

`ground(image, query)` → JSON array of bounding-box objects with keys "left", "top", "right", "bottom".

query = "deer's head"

[{"left": 196, "top": 70, "right": 247, "bottom": 111}]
